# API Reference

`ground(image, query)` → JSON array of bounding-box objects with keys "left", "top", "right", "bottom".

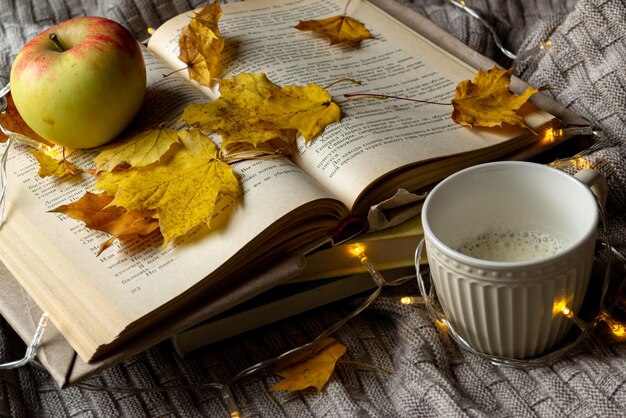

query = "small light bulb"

[
  {"left": 611, "top": 323, "right": 626, "bottom": 338},
  {"left": 147, "top": 27, "right": 155, "bottom": 35},
  {"left": 561, "top": 306, "right": 573, "bottom": 318},
  {"left": 553, "top": 299, "right": 569, "bottom": 316},
  {"left": 435, "top": 320, "right": 448, "bottom": 334},
  {"left": 351, "top": 245, "right": 386, "bottom": 286},
  {"left": 545, "top": 130, "right": 554, "bottom": 142},
  {"left": 540, "top": 39, "right": 552, "bottom": 49},
  {"left": 544, "top": 128, "right": 564, "bottom": 143},
  {"left": 573, "top": 157, "right": 592, "bottom": 170},
  {"left": 601, "top": 314, "right": 626, "bottom": 338},
  {"left": 400, "top": 296, "right": 415, "bottom": 305},
  {"left": 553, "top": 299, "right": 588, "bottom": 330},
  {"left": 350, "top": 244, "right": 365, "bottom": 257}
]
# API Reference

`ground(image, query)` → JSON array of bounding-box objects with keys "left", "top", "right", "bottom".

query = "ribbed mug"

[{"left": 421, "top": 161, "right": 606, "bottom": 358}]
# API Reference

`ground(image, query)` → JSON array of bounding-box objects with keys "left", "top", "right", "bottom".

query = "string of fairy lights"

[{"left": 0, "top": 1, "right": 624, "bottom": 417}]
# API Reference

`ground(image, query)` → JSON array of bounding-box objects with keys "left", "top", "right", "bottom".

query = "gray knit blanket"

[{"left": 2, "top": 0, "right": 626, "bottom": 416}]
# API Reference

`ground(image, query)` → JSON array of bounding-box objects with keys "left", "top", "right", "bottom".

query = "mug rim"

[{"left": 421, "top": 161, "right": 600, "bottom": 270}]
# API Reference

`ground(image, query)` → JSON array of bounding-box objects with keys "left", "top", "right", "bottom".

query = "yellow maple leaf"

[
  {"left": 193, "top": 0, "right": 223, "bottom": 35},
  {"left": 451, "top": 66, "right": 538, "bottom": 130},
  {"left": 178, "top": 1, "right": 224, "bottom": 86},
  {"left": 179, "top": 73, "right": 297, "bottom": 149},
  {"left": 295, "top": 15, "right": 374, "bottom": 45},
  {"left": 27, "top": 148, "right": 80, "bottom": 177},
  {"left": 180, "top": 74, "right": 339, "bottom": 146},
  {"left": 270, "top": 337, "right": 347, "bottom": 392},
  {"left": 51, "top": 192, "right": 160, "bottom": 255},
  {"left": 190, "top": 21, "right": 224, "bottom": 81},
  {"left": 93, "top": 127, "right": 179, "bottom": 172},
  {"left": 95, "top": 129, "right": 241, "bottom": 246},
  {"left": 178, "top": 26, "right": 214, "bottom": 86},
  {"left": 257, "top": 83, "right": 342, "bottom": 142}
]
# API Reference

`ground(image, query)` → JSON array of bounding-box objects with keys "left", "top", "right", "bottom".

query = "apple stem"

[{"left": 48, "top": 33, "right": 66, "bottom": 52}]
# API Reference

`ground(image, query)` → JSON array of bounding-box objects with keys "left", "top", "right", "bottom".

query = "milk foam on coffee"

[{"left": 456, "top": 227, "right": 566, "bottom": 262}]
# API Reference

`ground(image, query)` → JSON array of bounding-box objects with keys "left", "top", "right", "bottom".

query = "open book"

[{"left": 0, "top": 0, "right": 579, "bottom": 368}]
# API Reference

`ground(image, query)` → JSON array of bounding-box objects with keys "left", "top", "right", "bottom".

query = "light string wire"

[
  {"left": 0, "top": 84, "right": 66, "bottom": 372},
  {"left": 228, "top": 249, "right": 417, "bottom": 381},
  {"left": 0, "top": 84, "right": 53, "bottom": 228},
  {"left": 74, "top": 260, "right": 415, "bottom": 417},
  {"left": 448, "top": 1, "right": 561, "bottom": 66},
  {"left": 78, "top": 380, "right": 241, "bottom": 417},
  {"left": 0, "top": 87, "right": 14, "bottom": 227},
  {"left": 414, "top": 192, "right": 618, "bottom": 368},
  {"left": 0, "top": 135, "right": 13, "bottom": 227},
  {"left": 0, "top": 94, "right": 49, "bottom": 373},
  {"left": 448, "top": 0, "right": 517, "bottom": 60},
  {"left": 1, "top": 273, "right": 412, "bottom": 417},
  {"left": 0, "top": 313, "right": 48, "bottom": 370}
]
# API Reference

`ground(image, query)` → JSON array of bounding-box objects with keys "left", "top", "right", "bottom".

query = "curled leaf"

[
  {"left": 270, "top": 337, "right": 347, "bottom": 392},
  {"left": 451, "top": 66, "right": 538, "bottom": 130},
  {"left": 27, "top": 148, "right": 80, "bottom": 177},
  {"left": 178, "top": 1, "right": 224, "bottom": 86},
  {"left": 51, "top": 192, "right": 160, "bottom": 254},
  {"left": 93, "top": 127, "right": 180, "bottom": 172},
  {"left": 295, "top": 15, "right": 374, "bottom": 45},
  {"left": 178, "top": 26, "right": 214, "bottom": 86}
]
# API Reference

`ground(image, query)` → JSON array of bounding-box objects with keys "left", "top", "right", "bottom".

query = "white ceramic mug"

[{"left": 420, "top": 161, "right": 606, "bottom": 359}]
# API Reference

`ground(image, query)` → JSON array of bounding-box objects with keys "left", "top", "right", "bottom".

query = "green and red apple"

[{"left": 10, "top": 16, "right": 146, "bottom": 149}]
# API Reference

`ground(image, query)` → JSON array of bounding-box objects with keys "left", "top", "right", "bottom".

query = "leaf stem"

[
  {"left": 324, "top": 78, "right": 362, "bottom": 90},
  {"left": 344, "top": 0, "right": 352, "bottom": 16},
  {"left": 48, "top": 33, "right": 66, "bottom": 52},
  {"left": 343, "top": 93, "right": 450, "bottom": 106},
  {"left": 163, "top": 66, "right": 189, "bottom": 78},
  {"left": 62, "top": 147, "right": 77, "bottom": 175}
]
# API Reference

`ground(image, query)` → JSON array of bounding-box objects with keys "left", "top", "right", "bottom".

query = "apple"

[{"left": 10, "top": 16, "right": 146, "bottom": 149}]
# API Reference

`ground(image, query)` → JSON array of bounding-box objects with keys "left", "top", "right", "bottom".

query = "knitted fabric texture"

[{"left": 1, "top": 0, "right": 626, "bottom": 416}]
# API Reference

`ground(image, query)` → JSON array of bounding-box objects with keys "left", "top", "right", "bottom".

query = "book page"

[
  {"left": 147, "top": 0, "right": 554, "bottom": 210},
  {"left": 0, "top": 47, "right": 346, "bottom": 360}
]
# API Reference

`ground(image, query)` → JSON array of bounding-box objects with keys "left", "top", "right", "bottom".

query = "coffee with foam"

[{"left": 456, "top": 228, "right": 566, "bottom": 262}]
